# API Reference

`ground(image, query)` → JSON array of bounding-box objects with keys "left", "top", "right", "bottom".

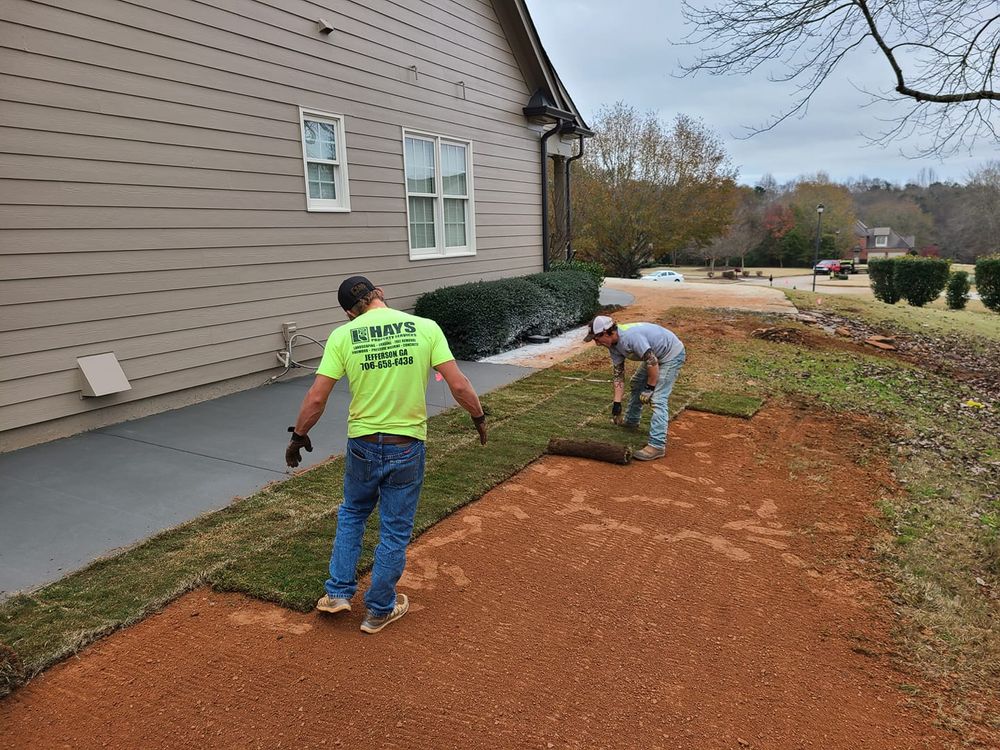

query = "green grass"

[
  {"left": 687, "top": 391, "right": 764, "bottom": 419},
  {"left": 0, "top": 361, "right": 699, "bottom": 691}
]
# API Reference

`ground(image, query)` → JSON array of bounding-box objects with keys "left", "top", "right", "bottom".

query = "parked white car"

[{"left": 646, "top": 270, "right": 685, "bottom": 282}]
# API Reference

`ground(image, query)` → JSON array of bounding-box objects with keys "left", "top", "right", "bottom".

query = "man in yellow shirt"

[{"left": 285, "top": 276, "right": 487, "bottom": 634}]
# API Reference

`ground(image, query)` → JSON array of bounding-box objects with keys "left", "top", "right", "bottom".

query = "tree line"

[{"left": 567, "top": 103, "right": 999, "bottom": 277}]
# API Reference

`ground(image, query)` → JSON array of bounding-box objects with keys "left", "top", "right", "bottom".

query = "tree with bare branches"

[
  {"left": 679, "top": 0, "right": 1000, "bottom": 156},
  {"left": 572, "top": 103, "right": 738, "bottom": 277}
]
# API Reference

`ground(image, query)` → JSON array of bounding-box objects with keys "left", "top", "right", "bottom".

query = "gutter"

[{"left": 564, "top": 131, "right": 585, "bottom": 261}]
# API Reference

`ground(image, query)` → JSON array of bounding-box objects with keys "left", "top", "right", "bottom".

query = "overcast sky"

[{"left": 524, "top": 0, "right": 997, "bottom": 187}]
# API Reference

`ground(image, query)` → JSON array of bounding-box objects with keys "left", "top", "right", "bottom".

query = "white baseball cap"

[{"left": 583, "top": 315, "right": 615, "bottom": 341}]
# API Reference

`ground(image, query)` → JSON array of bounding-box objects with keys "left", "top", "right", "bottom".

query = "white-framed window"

[
  {"left": 299, "top": 108, "right": 350, "bottom": 212},
  {"left": 403, "top": 129, "right": 475, "bottom": 258},
  {"left": 874, "top": 235, "right": 888, "bottom": 247}
]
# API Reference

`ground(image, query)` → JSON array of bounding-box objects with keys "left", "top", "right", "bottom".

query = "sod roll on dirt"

[{"left": 545, "top": 438, "right": 632, "bottom": 465}]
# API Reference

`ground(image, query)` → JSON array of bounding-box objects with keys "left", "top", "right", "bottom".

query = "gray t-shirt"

[{"left": 609, "top": 322, "right": 685, "bottom": 366}]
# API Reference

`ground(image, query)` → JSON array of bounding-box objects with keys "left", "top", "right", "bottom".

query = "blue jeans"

[
  {"left": 625, "top": 350, "right": 686, "bottom": 449},
  {"left": 325, "top": 436, "right": 426, "bottom": 616}
]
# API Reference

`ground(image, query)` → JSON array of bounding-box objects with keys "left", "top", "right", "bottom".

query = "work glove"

[
  {"left": 285, "top": 426, "right": 313, "bottom": 468},
  {"left": 611, "top": 401, "right": 623, "bottom": 426},
  {"left": 639, "top": 387, "right": 655, "bottom": 405},
  {"left": 472, "top": 414, "right": 488, "bottom": 445}
]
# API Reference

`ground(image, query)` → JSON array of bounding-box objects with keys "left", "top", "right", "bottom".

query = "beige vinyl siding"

[{"left": 0, "top": 0, "right": 547, "bottom": 440}]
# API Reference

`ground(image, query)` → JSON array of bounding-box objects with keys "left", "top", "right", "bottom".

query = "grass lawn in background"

[{"left": 789, "top": 290, "right": 1000, "bottom": 341}]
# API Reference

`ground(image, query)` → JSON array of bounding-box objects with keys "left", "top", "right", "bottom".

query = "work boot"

[
  {"left": 621, "top": 422, "right": 641, "bottom": 432},
  {"left": 633, "top": 444, "right": 665, "bottom": 461},
  {"left": 360, "top": 594, "right": 409, "bottom": 634},
  {"left": 315, "top": 595, "right": 351, "bottom": 614}
]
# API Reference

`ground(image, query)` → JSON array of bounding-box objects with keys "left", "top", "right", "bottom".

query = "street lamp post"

[{"left": 811, "top": 204, "right": 825, "bottom": 292}]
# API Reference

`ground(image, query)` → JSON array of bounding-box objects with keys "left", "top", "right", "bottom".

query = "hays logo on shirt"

[{"left": 351, "top": 321, "right": 417, "bottom": 344}]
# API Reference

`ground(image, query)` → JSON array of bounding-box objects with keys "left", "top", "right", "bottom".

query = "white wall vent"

[{"left": 77, "top": 353, "right": 132, "bottom": 398}]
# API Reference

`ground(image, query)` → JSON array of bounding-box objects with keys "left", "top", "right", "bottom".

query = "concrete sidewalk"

[{"left": 0, "top": 361, "right": 531, "bottom": 600}]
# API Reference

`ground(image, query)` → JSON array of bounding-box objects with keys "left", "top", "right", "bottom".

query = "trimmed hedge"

[
  {"left": 946, "top": 270, "right": 971, "bottom": 310},
  {"left": 524, "top": 270, "right": 600, "bottom": 336},
  {"left": 894, "top": 256, "right": 950, "bottom": 307},
  {"left": 414, "top": 269, "right": 600, "bottom": 360},
  {"left": 869, "top": 256, "right": 950, "bottom": 307},
  {"left": 550, "top": 258, "right": 605, "bottom": 287},
  {"left": 868, "top": 258, "right": 901, "bottom": 304},
  {"left": 976, "top": 254, "right": 1000, "bottom": 312}
]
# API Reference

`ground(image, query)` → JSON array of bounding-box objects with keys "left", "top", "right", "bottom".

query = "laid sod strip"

[
  {"left": 0, "top": 361, "right": 692, "bottom": 693},
  {"left": 687, "top": 391, "right": 764, "bottom": 419},
  {"left": 212, "top": 376, "right": 697, "bottom": 610}
]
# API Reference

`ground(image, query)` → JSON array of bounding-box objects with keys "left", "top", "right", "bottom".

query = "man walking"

[
  {"left": 285, "top": 276, "right": 487, "bottom": 634},
  {"left": 585, "top": 315, "right": 685, "bottom": 461}
]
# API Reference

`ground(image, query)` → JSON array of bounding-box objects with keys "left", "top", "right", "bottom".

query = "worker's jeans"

[
  {"left": 625, "top": 349, "right": 686, "bottom": 449},
  {"left": 325, "top": 436, "right": 426, "bottom": 616}
]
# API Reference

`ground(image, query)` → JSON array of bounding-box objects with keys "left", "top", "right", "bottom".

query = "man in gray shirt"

[{"left": 584, "top": 315, "right": 686, "bottom": 460}]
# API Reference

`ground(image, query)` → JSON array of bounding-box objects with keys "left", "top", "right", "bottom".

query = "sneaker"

[
  {"left": 360, "top": 594, "right": 409, "bottom": 634},
  {"left": 633, "top": 444, "right": 665, "bottom": 461},
  {"left": 315, "top": 595, "right": 351, "bottom": 614}
]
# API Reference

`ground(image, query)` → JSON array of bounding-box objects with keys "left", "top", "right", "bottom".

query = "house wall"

[{"left": 0, "top": 0, "right": 546, "bottom": 449}]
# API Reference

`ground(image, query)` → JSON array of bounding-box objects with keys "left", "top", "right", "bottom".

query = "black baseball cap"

[{"left": 337, "top": 275, "right": 376, "bottom": 311}]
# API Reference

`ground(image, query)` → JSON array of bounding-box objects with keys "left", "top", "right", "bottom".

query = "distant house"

[
  {"left": 0, "top": 0, "right": 590, "bottom": 450},
  {"left": 853, "top": 220, "right": 915, "bottom": 261},
  {"left": 919, "top": 244, "right": 941, "bottom": 258}
]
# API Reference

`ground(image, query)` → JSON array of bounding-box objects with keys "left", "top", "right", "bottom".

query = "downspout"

[
  {"left": 565, "top": 134, "right": 585, "bottom": 261},
  {"left": 539, "top": 123, "right": 561, "bottom": 272}
]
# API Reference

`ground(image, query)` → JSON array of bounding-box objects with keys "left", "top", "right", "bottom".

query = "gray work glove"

[
  {"left": 286, "top": 426, "right": 313, "bottom": 468},
  {"left": 639, "top": 387, "right": 655, "bottom": 405}
]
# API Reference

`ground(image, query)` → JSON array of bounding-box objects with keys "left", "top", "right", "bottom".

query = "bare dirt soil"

[{"left": 1, "top": 406, "right": 957, "bottom": 749}]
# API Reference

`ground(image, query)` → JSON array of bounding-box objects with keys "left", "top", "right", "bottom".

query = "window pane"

[
  {"left": 307, "top": 162, "right": 337, "bottom": 200},
  {"left": 444, "top": 198, "right": 467, "bottom": 247},
  {"left": 409, "top": 196, "right": 436, "bottom": 249},
  {"left": 441, "top": 143, "right": 467, "bottom": 196},
  {"left": 304, "top": 120, "right": 337, "bottom": 160},
  {"left": 405, "top": 137, "right": 435, "bottom": 194}
]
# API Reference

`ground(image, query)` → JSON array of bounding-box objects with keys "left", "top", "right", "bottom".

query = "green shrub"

[
  {"left": 414, "top": 270, "right": 600, "bottom": 360},
  {"left": 414, "top": 278, "right": 547, "bottom": 360},
  {"left": 976, "top": 254, "right": 1000, "bottom": 312},
  {"left": 945, "top": 270, "right": 971, "bottom": 310},
  {"left": 868, "top": 258, "right": 901, "bottom": 304},
  {"left": 550, "top": 258, "right": 605, "bottom": 287},
  {"left": 894, "top": 256, "right": 950, "bottom": 307},
  {"left": 524, "top": 270, "right": 600, "bottom": 335}
]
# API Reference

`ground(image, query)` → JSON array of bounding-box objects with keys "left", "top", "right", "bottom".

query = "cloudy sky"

[{"left": 524, "top": 0, "right": 997, "bottom": 187}]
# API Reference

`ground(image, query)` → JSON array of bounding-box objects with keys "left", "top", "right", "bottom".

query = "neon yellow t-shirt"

[{"left": 316, "top": 307, "right": 454, "bottom": 440}]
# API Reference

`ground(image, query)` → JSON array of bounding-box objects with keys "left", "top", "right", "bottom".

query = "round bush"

[
  {"left": 976, "top": 254, "right": 1000, "bottom": 312},
  {"left": 894, "top": 256, "right": 950, "bottom": 307},
  {"left": 867, "top": 258, "right": 900, "bottom": 304},
  {"left": 945, "top": 270, "right": 970, "bottom": 310}
]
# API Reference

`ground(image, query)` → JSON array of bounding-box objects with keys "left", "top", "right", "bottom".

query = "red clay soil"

[{"left": 1, "top": 407, "right": 956, "bottom": 749}]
